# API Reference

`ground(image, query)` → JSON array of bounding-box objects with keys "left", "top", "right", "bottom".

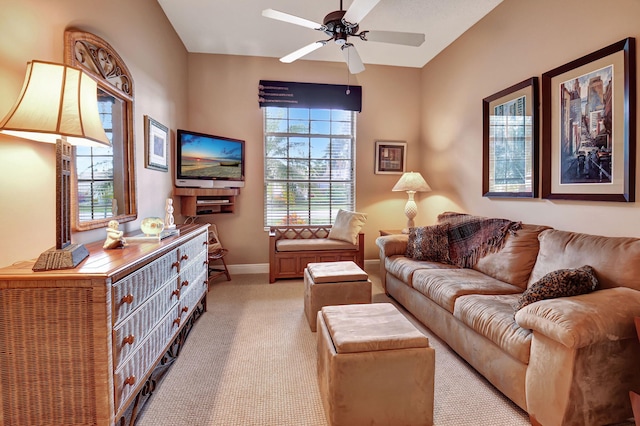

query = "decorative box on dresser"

[{"left": 0, "top": 223, "right": 210, "bottom": 426}]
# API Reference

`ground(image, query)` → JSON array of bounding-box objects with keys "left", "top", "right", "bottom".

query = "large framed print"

[
  {"left": 375, "top": 141, "right": 406, "bottom": 174},
  {"left": 542, "top": 37, "right": 636, "bottom": 202},
  {"left": 483, "top": 77, "right": 539, "bottom": 198}
]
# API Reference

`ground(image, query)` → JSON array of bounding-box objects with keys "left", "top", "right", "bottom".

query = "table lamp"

[
  {"left": 392, "top": 171, "right": 432, "bottom": 233},
  {"left": 0, "top": 60, "right": 111, "bottom": 271}
]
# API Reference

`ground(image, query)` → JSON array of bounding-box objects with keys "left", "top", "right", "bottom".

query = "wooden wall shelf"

[{"left": 174, "top": 187, "right": 240, "bottom": 216}]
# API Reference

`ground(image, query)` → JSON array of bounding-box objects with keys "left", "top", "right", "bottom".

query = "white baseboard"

[{"left": 226, "top": 259, "right": 380, "bottom": 275}]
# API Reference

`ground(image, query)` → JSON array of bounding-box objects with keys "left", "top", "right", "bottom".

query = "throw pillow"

[
  {"left": 328, "top": 209, "right": 367, "bottom": 245},
  {"left": 514, "top": 265, "right": 599, "bottom": 311},
  {"left": 406, "top": 223, "right": 451, "bottom": 263}
]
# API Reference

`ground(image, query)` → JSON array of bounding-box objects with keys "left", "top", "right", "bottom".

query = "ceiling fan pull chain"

[{"left": 345, "top": 47, "right": 351, "bottom": 94}]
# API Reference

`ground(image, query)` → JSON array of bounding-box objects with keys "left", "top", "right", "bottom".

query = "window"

[
  {"left": 75, "top": 91, "right": 116, "bottom": 221},
  {"left": 264, "top": 107, "right": 356, "bottom": 226}
]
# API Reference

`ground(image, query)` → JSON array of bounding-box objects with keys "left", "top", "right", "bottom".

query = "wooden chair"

[{"left": 207, "top": 224, "right": 231, "bottom": 282}]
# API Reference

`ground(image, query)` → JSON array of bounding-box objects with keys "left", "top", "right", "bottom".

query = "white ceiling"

[{"left": 157, "top": 0, "right": 504, "bottom": 69}]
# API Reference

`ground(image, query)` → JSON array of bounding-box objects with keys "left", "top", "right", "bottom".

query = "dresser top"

[{"left": 0, "top": 223, "right": 209, "bottom": 280}]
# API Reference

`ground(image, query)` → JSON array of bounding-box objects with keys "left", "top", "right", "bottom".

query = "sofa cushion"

[
  {"left": 473, "top": 224, "right": 551, "bottom": 289},
  {"left": 514, "top": 265, "right": 599, "bottom": 311},
  {"left": 411, "top": 268, "right": 522, "bottom": 313},
  {"left": 328, "top": 209, "right": 367, "bottom": 245},
  {"left": 406, "top": 224, "right": 451, "bottom": 263},
  {"left": 529, "top": 229, "right": 640, "bottom": 291},
  {"left": 385, "top": 255, "right": 458, "bottom": 287},
  {"left": 454, "top": 294, "right": 532, "bottom": 364},
  {"left": 276, "top": 238, "right": 357, "bottom": 252}
]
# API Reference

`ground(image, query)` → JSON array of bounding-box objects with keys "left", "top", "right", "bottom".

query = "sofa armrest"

[
  {"left": 375, "top": 234, "right": 409, "bottom": 257},
  {"left": 514, "top": 287, "right": 640, "bottom": 349}
]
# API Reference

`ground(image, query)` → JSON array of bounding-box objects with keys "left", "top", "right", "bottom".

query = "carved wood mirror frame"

[{"left": 64, "top": 29, "right": 137, "bottom": 231}]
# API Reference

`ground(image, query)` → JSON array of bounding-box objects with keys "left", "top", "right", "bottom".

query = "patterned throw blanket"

[{"left": 437, "top": 212, "right": 522, "bottom": 268}]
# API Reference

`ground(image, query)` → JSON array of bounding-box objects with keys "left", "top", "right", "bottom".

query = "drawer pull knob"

[
  {"left": 121, "top": 294, "right": 134, "bottom": 305},
  {"left": 172, "top": 261, "right": 180, "bottom": 269},
  {"left": 123, "top": 335, "right": 135, "bottom": 345},
  {"left": 181, "top": 280, "right": 189, "bottom": 287},
  {"left": 181, "top": 306, "right": 189, "bottom": 313},
  {"left": 173, "top": 317, "right": 181, "bottom": 326},
  {"left": 172, "top": 288, "right": 181, "bottom": 299},
  {"left": 181, "top": 254, "right": 189, "bottom": 261},
  {"left": 124, "top": 376, "right": 136, "bottom": 386}
]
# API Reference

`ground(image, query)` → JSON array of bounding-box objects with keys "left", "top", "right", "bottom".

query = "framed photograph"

[
  {"left": 144, "top": 115, "right": 169, "bottom": 172},
  {"left": 375, "top": 141, "right": 406, "bottom": 174},
  {"left": 483, "top": 77, "right": 539, "bottom": 198},
  {"left": 542, "top": 37, "right": 636, "bottom": 202}
]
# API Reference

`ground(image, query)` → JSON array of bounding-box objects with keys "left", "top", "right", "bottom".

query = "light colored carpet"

[{"left": 137, "top": 269, "right": 531, "bottom": 426}]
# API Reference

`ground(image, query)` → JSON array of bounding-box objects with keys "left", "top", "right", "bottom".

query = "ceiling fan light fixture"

[{"left": 263, "top": 0, "right": 425, "bottom": 74}]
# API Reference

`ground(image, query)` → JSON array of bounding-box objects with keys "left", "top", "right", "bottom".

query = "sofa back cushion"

[
  {"left": 528, "top": 229, "right": 640, "bottom": 290},
  {"left": 473, "top": 224, "right": 550, "bottom": 289}
]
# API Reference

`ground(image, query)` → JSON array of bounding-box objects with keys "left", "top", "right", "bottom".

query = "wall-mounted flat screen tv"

[{"left": 175, "top": 129, "right": 245, "bottom": 189}]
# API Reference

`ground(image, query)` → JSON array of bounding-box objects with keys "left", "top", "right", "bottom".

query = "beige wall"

[
  {"left": 184, "top": 54, "right": 422, "bottom": 264},
  {"left": 419, "top": 0, "right": 640, "bottom": 236},
  {"left": 0, "top": 0, "right": 188, "bottom": 267},
  {"left": 4, "top": 0, "right": 637, "bottom": 268}
]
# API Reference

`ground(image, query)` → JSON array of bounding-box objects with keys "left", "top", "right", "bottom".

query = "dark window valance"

[{"left": 258, "top": 80, "right": 362, "bottom": 112}]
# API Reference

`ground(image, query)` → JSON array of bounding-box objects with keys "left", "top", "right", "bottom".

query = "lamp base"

[{"left": 32, "top": 243, "right": 90, "bottom": 271}]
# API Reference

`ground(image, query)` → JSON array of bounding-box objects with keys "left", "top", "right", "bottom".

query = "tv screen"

[{"left": 176, "top": 129, "right": 245, "bottom": 188}]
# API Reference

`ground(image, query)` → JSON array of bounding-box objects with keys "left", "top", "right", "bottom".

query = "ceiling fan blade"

[
  {"left": 343, "top": 0, "right": 381, "bottom": 25},
  {"left": 363, "top": 30, "right": 425, "bottom": 47},
  {"left": 262, "top": 9, "right": 322, "bottom": 30},
  {"left": 280, "top": 41, "right": 327, "bottom": 63},
  {"left": 341, "top": 44, "right": 365, "bottom": 74}
]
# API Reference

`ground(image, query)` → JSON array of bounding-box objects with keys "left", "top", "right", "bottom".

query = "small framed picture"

[
  {"left": 375, "top": 141, "right": 406, "bottom": 174},
  {"left": 144, "top": 115, "right": 169, "bottom": 172}
]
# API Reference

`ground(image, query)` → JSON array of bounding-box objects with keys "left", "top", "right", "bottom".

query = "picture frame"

[
  {"left": 144, "top": 115, "right": 169, "bottom": 172},
  {"left": 482, "top": 77, "right": 539, "bottom": 198},
  {"left": 375, "top": 141, "right": 406, "bottom": 174},
  {"left": 541, "top": 37, "right": 636, "bottom": 202}
]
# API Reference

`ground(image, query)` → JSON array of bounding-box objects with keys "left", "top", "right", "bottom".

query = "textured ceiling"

[{"left": 158, "top": 0, "right": 503, "bottom": 69}]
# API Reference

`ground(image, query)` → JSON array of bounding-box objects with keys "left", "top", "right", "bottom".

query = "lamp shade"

[
  {"left": 392, "top": 172, "right": 432, "bottom": 192},
  {"left": 0, "top": 60, "right": 110, "bottom": 147}
]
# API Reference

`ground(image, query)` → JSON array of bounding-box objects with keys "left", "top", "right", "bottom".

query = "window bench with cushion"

[{"left": 269, "top": 225, "right": 365, "bottom": 283}]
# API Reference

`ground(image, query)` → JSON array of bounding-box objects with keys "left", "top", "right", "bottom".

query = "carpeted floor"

[{"left": 136, "top": 268, "right": 532, "bottom": 426}]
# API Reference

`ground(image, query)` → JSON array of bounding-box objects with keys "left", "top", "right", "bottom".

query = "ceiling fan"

[{"left": 262, "top": 0, "right": 425, "bottom": 74}]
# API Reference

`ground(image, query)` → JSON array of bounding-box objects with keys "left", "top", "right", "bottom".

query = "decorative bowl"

[{"left": 140, "top": 217, "right": 165, "bottom": 236}]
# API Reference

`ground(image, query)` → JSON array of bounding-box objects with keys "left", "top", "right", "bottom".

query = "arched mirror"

[{"left": 64, "top": 29, "right": 137, "bottom": 231}]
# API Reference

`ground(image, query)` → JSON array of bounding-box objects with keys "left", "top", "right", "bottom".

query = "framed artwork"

[
  {"left": 541, "top": 37, "right": 636, "bottom": 202},
  {"left": 375, "top": 141, "right": 406, "bottom": 174},
  {"left": 144, "top": 115, "right": 169, "bottom": 172},
  {"left": 483, "top": 77, "right": 539, "bottom": 198}
]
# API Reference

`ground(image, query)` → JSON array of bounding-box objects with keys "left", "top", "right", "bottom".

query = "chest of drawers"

[{"left": 0, "top": 223, "right": 209, "bottom": 425}]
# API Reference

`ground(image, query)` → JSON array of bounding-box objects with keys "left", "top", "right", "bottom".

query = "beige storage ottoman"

[
  {"left": 304, "top": 261, "right": 371, "bottom": 332},
  {"left": 317, "top": 303, "right": 435, "bottom": 426}
]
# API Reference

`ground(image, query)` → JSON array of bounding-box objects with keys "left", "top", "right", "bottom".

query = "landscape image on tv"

[{"left": 180, "top": 133, "right": 243, "bottom": 179}]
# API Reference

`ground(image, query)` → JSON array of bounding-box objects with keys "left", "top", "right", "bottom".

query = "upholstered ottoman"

[
  {"left": 317, "top": 303, "right": 435, "bottom": 426},
  {"left": 304, "top": 261, "right": 371, "bottom": 332}
]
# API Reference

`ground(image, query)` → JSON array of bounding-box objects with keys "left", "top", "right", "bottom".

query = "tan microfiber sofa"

[{"left": 376, "top": 219, "right": 640, "bottom": 426}]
